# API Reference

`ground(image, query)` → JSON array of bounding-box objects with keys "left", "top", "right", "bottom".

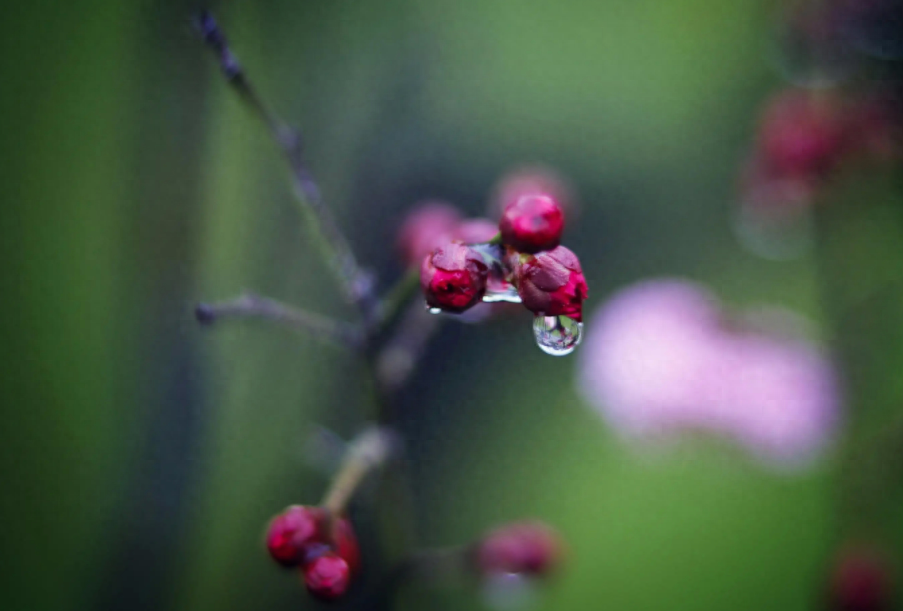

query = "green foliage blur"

[{"left": 2, "top": 1, "right": 901, "bottom": 611}]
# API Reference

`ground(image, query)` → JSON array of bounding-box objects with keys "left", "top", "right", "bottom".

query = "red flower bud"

[
  {"left": 303, "top": 552, "right": 351, "bottom": 600},
  {"left": 475, "top": 521, "right": 564, "bottom": 577},
  {"left": 515, "top": 246, "right": 588, "bottom": 322},
  {"left": 421, "top": 243, "right": 489, "bottom": 313},
  {"left": 396, "top": 201, "right": 462, "bottom": 267},
  {"left": 266, "top": 505, "right": 325, "bottom": 567},
  {"left": 265, "top": 506, "right": 360, "bottom": 577},
  {"left": 756, "top": 90, "right": 849, "bottom": 182},
  {"left": 499, "top": 194, "right": 565, "bottom": 253}
]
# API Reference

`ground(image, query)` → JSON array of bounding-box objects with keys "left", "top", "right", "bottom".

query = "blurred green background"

[{"left": 2, "top": 1, "right": 901, "bottom": 611}]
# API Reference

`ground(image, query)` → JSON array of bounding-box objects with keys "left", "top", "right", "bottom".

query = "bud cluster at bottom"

[{"left": 265, "top": 505, "right": 360, "bottom": 600}]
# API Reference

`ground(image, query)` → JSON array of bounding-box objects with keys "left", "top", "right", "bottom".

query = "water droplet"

[
  {"left": 533, "top": 315, "right": 583, "bottom": 356},
  {"left": 428, "top": 307, "right": 442, "bottom": 315},
  {"left": 483, "top": 282, "right": 522, "bottom": 304}
]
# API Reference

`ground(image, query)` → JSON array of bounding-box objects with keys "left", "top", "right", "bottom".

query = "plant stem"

[{"left": 320, "top": 426, "right": 396, "bottom": 517}]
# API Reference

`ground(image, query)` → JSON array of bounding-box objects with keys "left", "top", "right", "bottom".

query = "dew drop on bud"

[
  {"left": 532, "top": 315, "right": 583, "bottom": 356},
  {"left": 425, "top": 303, "right": 443, "bottom": 315}
]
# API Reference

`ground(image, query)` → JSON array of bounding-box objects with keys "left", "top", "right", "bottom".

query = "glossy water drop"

[
  {"left": 532, "top": 315, "right": 583, "bottom": 356},
  {"left": 428, "top": 307, "right": 442, "bottom": 315}
]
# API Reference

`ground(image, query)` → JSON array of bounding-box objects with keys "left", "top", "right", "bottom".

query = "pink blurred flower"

[
  {"left": 396, "top": 201, "right": 462, "bottom": 267},
  {"left": 578, "top": 279, "right": 840, "bottom": 468}
]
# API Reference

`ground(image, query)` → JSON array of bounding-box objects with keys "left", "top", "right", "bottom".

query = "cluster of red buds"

[
  {"left": 401, "top": 169, "right": 589, "bottom": 355},
  {"left": 265, "top": 506, "right": 360, "bottom": 599}
]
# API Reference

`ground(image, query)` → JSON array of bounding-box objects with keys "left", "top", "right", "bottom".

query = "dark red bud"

[
  {"left": 475, "top": 521, "right": 564, "bottom": 577},
  {"left": 515, "top": 246, "right": 588, "bottom": 322},
  {"left": 421, "top": 242, "right": 489, "bottom": 313},
  {"left": 499, "top": 194, "right": 565, "bottom": 253},
  {"left": 303, "top": 552, "right": 351, "bottom": 600},
  {"left": 265, "top": 505, "right": 325, "bottom": 567}
]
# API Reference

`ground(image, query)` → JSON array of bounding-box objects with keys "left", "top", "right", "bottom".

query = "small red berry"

[
  {"left": 475, "top": 521, "right": 563, "bottom": 577},
  {"left": 499, "top": 194, "right": 565, "bottom": 254},
  {"left": 265, "top": 505, "right": 325, "bottom": 567},
  {"left": 303, "top": 552, "right": 351, "bottom": 600},
  {"left": 396, "top": 201, "right": 462, "bottom": 267},
  {"left": 421, "top": 242, "right": 489, "bottom": 313},
  {"left": 514, "top": 245, "right": 588, "bottom": 322}
]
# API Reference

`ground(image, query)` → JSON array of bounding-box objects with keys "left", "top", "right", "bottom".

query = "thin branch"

[
  {"left": 194, "top": 11, "right": 375, "bottom": 320},
  {"left": 195, "top": 293, "right": 364, "bottom": 349}
]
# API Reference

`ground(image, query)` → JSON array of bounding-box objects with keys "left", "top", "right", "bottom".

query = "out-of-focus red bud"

[
  {"left": 491, "top": 165, "right": 576, "bottom": 220},
  {"left": 421, "top": 243, "right": 489, "bottom": 313},
  {"left": 475, "top": 521, "right": 564, "bottom": 577},
  {"left": 397, "top": 201, "right": 462, "bottom": 267},
  {"left": 265, "top": 505, "right": 360, "bottom": 580},
  {"left": 265, "top": 505, "right": 325, "bottom": 567},
  {"left": 457, "top": 218, "right": 499, "bottom": 244},
  {"left": 499, "top": 194, "right": 565, "bottom": 254},
  {"left": 515, "top": 246, "right": 588, "bottom": 322},
  {"left": 756, "top": 90, "right": 849, "bottom": 181},
  {"left": 829, "top": 545, "right": 895, "bottom": 611}
]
